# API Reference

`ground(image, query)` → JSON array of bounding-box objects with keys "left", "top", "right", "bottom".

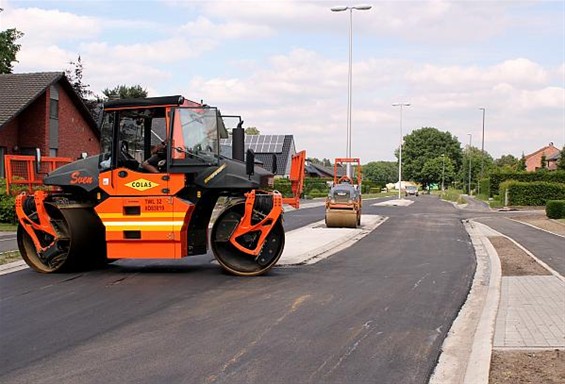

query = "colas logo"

[{"left": 125, "top": 178, "right": 159, "bottom": 191}]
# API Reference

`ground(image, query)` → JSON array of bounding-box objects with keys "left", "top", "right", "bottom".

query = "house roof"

[
  {"left": 547, "top": 151, "right": 561, "bottom": 161},
  {"left": 524, "top": 143, "right": 560, "bottom": 160},
  {"left": 0, "top": 71, "right": 98, "bottom": 135}
]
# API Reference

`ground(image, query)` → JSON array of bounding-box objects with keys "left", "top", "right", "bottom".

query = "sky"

[{"left": 1, "top": 0, "right": 564, "bottom": 162}]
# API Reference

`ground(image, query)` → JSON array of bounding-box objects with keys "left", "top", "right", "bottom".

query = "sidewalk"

[{"left": 431, "top": 218, "right": 565, "bottom": 384}]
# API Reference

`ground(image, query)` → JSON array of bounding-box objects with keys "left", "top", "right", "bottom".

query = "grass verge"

[
  {"left": 0, "top": 223, "right": 17, "bottom": 231},
  {"left": 0, "top": 250, "right": 21, "bottom": 265}
]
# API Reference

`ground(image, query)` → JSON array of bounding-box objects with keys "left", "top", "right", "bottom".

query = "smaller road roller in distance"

[
  {"left": 325, "top": 158, "right": 362, "bottom": 228},
  {"left": 15, "top": 95, "right": 305, "bottom": 276}
]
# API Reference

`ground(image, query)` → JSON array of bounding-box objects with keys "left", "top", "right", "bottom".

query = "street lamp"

[
  {"left": 467, "top": 133, "right": 472, "bottom": 195},
  {"left": 441, "top": 154, "right": 445, "bottom": 194},
  {"left": 331, "top": 4, "right": 372, "bottom": 177},
  {"left": 393, "top": 103, "right": 410, "bottom": 199},
  {"left": 479, "top": 107, "right": 486, "bottom": 194}
]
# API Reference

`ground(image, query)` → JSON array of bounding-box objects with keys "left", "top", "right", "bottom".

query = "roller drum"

[
  {"left": 18, "top": 203, "right": 106, "bottom": 273},
  {"left": 325, "top": 209, "right": 358, "bottom": 228}
]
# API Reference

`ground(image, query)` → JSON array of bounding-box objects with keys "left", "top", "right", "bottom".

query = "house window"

[
  {"left": 49, "top": 148, "right": 57, "bottom": 157},
  {"left": 49, "top": 85, "right": 59, "bottom": 119},
  {"left": 49, "top": 99, "right": 59, "bottom": 119}
]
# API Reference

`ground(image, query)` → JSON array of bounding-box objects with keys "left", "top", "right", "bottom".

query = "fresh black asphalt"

[{"left": 0, "top": 196, "right": 482, "bottom": 383}]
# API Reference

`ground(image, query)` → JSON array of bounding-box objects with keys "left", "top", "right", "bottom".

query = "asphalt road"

[
  {"left": 475, "top": 215, "right": 565, "bottom": 275},
  {"left": 0, "top": 196, "right": 476, "bottom": 384},
  {"left": 0, "top": 232, "right": 17, "bottom": 254}
]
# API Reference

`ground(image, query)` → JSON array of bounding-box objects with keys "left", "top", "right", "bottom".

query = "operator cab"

[{"left": 98, "top": 96, "right": 229, "bottom": 174}]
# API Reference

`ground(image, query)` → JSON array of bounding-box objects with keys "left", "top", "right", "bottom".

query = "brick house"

[
  {"left": 0, "top": 72, "right": 100, "bottom": 177},
  {"left": 524, "top": 142, "right": 561, "bottom": 172}
]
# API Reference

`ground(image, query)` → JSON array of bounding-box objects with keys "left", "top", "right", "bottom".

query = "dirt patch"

[
  {"left": 511, "top": 212, "right": 565, "bottom": 237},
  {"left": 488, "top": 236, "right": 550, "bottom": 276},
  {"left": 489, "top": 350, "right": 565, "bottom": 384}
]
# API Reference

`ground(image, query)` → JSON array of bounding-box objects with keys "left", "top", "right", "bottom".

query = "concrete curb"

[
  {"left": 430, "top": 220, "right": 501, "bottom": 384},
  {"left": 0, "top": 259, "right": 27, "bottom": 276}
]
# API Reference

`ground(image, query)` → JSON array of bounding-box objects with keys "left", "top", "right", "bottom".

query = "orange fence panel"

[{"left": 3, "top": 155, "right": 73, "bottom": 195}]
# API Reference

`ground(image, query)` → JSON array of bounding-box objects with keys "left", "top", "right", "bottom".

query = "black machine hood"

[{"left": 43, "top": 155, "right": 100, "bottom": 192}]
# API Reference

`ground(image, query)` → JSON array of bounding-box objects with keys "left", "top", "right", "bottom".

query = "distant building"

[
  {"left": 220, "top": 134, "right": 297, "bottom": 176},
  {"left": 0, "top": 72, "right": 99, "bottom": 177},
  {"left": 524, "top": 142, "right": 561, "bottom": 171}
]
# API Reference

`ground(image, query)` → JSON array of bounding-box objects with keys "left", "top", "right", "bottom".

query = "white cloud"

[{"left": 2, "top": 6, "right": 100, "bottom": 43}]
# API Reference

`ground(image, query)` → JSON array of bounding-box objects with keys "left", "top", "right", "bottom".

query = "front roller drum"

[
  {"left": 325, "top": 209, "right": 359, "bottom": 228},
  {"left": 17, "top": 204, "right": 106, "bottom": 273},
  {"left": 211, "top": 202, "right": 285, "bottom": 276}
]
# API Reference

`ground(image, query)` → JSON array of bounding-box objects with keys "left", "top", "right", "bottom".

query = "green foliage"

[
  {"left": 421, "top": 155, "right": 456, "bottom": 188},
  {"left": 494, "top": 154, "right": 520, "bottom": 171},
  {"left": 0, "top": 26, "right": 24, "bottom": 74},
  {"left": 0, "top": 179, "right": 16, "bottom": 223},
  {"left": 244, "top": 127, "right": 260, "bottom": 135},
  {"left": 274, "top": 177, "right": 329, "bottom": 199},
  {"left": 401, "top": 127, "right": 463, "bottom": 187},
  {"left": 489, "top": 171, "right": 565, "bottom": 197},
  {"left": 499, "top": 181, "right": 565, "bottom": 206},
  {"left": 517, "top": 154, "right": 527, "bottom": 171},
  {"left": 478, "top": 178, "right": 490, "bottom": 197},
  {"left": 546, "top": 200, "right": 565, "bottom": 219},
  {"left": 102, "top": 84, "right": 148, "bottom": 99},
  {"left": 363, "top": 161, "right": 397, "bottom": 187},
  {"left": 557, "top": 147, "right": 565, "bottom": 171},
  {"left": 65, "top": 55, "right": 93, "bottom": 100}
]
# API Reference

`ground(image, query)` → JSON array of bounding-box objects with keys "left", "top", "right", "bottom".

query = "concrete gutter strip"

[
  {"left": 0, "top": 259, "right": 28, "bottom": 276},
  {"left": 429, "top": 220, "right": 501, "bottom": 384}
]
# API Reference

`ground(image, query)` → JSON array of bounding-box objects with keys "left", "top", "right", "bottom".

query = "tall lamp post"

[
  {"left": 479, "top": 107, "right": 486, "bottom": 195},
  {"left": 441, "top": 153, "right": 445, "bottom": 194},
  {"left": 393, "top": 103, "right": 410, "bottom": 199},
  {"left": 467, "top": 133, "right": 472, "bottom": 195},
  {"left": 331, "top": 4, "right": 372, "bottom": 177}
]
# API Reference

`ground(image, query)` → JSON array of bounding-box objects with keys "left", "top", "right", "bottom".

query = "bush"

[
  {"left": 499, "top": 181, "right": 565, "bottom": 206},
  {"left": 0, "top": 179, "right": 17, "bottom": 223},
  {"left": 546, "top": 200, "right": 565, "bottom": 219},
  {"left": 489, "top": 171, "right": 565, "bottom": 197}
]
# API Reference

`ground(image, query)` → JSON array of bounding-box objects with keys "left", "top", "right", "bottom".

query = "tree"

[
  {"left": 458, "top": 146, "right": 494, "bottom": 191},
  {"left": 517, "top": 153, "right": 527, "bottom": 171},
  {"left": 557, "top": 146, "right": 565, "bottom": 171},
  {"left": 102, "top": 84, "right": 147, "bottom": 99},
  {"left": 0, "top": 24, "right": 24, "bottom": 74},
  {"left": 539, "top": 153, "right": 547, "bottom": 170},
  {"left": 363, "top": 161, "right": 398, "bottom": 187},
  {"left": 421, "top": 155, "right": 456, "bottom": 189},
  {"left": 244, "top": 127, "right": 260, "bottom": 135},
  {"left": 401, "top": 127, "right": 463, "bottom": 188},
  {"left": 494, "top": 154, "right": 520, "bottom": 171},
  {"left": 65, "top": 55, "right": 93, "bottom": 100}
]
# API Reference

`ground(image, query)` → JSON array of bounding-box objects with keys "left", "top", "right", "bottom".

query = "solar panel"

[{"left": 220, "top": 135, "right": 286, "bottom": 154}]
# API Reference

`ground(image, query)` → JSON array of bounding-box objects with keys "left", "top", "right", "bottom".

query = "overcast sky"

[{"left": 2, "top": 0, "right": 564, "bottom": 162}]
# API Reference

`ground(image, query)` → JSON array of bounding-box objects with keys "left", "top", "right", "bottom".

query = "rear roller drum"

[{"left": 211, "top": 202, "right": 285, "bottom": 276}]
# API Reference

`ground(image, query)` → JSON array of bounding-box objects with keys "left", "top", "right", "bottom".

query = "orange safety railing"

[{"left": 3, "top": 155, "right": 73, "bottom": 195}]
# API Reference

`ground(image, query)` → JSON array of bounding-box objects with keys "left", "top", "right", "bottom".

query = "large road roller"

[
  {"left": 15, "top": 95, "right": 305, "bottom": 276},
  {"left": 325, "top": 158, "right": 362, "bottom": 228}
]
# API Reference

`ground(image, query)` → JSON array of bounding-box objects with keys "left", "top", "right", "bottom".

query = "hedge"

[
  {"left": 0, "top": 179, "right": 17, "bottom": 223},
  {"left": 499, "top": 181, "right": 565, "bottom": 206},
  {"left": 546, "top": 200, "right": 565, "bottom": 219},
  {"left": 489, "top": 171, "right": 565, "bottom": 197}
]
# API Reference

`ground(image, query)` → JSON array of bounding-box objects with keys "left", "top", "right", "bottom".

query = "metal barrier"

[{"left": 3, "top": 155, "right": 72, "bottom": 195}]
